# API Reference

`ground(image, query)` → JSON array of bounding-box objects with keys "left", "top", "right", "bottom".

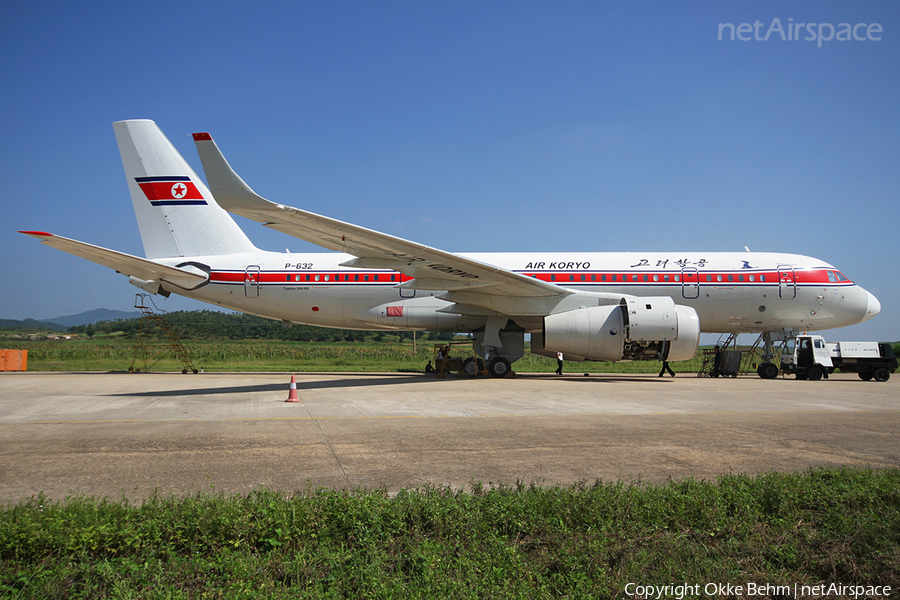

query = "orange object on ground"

[
  {"left": 285, "top": 373, "right": 300, "bottom": 402},
  {"left": 0, "top": 350, "right": 28, "bottom": 371}
]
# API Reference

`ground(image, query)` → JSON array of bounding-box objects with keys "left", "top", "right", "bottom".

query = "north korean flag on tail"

[{"left": 135, "top": 176, "right": 207, "bottom": 206}]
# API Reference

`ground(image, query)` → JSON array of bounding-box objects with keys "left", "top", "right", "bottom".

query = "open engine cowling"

[{"left": 542, "top": 297, "right": 700, "bottom": 362}]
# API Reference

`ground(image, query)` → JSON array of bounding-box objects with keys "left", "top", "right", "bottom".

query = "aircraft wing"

[
  {"left": 19, "top": 231, "right": 208, "bottom": 290},
  {"left": 193, "top": 133, "right": 566, "bottom": 299}
]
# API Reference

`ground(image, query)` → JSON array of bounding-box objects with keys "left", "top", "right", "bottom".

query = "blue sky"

[{"left": 2, "top": 1, "right": 897, "bottom": 342}]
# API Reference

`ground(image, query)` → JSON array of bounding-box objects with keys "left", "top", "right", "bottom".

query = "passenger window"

[
  {"left": 591, "top": 274, "right": 595, "bottom": 281},
  {"left": 354, "top": 274, "right": 359, "bottom": 281},
  {"left": 364, "top": 275, "right": 369, "bottom": 281},
  {"left": 706, "top": 275, "right": 712, "bottom": 282},
  {"left": 580, "top": 274, "right": 585, "bottom": 281},
  {"left": 551, "top": 275, "right": 556, "bottom": 281},
  {"left": 749, "top": 275, "right": 754, "bottom": 282},
  {"left": 569, "top": 275, "right": 574, "bottom": 281},
  {"left": 738, "top": 275, "right": 743, "bottom": 282},
  {"left": 728, "top": 275, "right": 733, "bottom": 282},
  {"left": 674, "top": 275, "right": 680, "bottom": 282}
]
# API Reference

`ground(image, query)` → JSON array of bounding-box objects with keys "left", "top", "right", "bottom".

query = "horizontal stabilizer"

[{"left": 19, "top": 231, "right": 208, "bottom": 290}]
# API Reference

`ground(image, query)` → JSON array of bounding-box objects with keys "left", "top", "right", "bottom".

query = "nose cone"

[{"left": 861, "top": 290, "right": 881, "bottom": 322}]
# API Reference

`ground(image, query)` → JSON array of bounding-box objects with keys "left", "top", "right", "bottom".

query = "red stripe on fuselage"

[{"left": 207, "top": 269, "right": 851, "bottom": 286}]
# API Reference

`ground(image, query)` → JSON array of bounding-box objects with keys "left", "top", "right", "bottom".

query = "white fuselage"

[{"left": 159, "top": 250, "right": 877, "bottom": 335}]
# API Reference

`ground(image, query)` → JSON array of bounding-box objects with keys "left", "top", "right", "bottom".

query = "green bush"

[{"left": 2, "top": 467, "right": 899, "bottom": 598}]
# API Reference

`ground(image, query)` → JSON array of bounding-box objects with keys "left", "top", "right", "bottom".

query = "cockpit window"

[
  {"left": 835, "top": 271, "right": 847, "bottom": 281},
  {"left": 827, "top": 271, "right": 838, "bottom": 283}
]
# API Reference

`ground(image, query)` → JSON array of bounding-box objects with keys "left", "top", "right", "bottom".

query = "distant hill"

[
  {"left": 0, "top": 318, "right": 67, "bottom": 331},
  {"left": 39, "top": 309, "right": 142, "bottom": 328}
]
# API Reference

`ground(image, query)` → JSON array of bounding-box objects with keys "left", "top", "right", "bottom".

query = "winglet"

[{"left": 192, "top": 131, "right": 269, "bottom": 212}]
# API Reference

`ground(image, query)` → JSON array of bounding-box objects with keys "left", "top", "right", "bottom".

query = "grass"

[
  {"left": 1, "top": 338, "right": 711, "bottom": 374},
  {"left": 1, "top": 467, "right": 898, "bottom": 598}
]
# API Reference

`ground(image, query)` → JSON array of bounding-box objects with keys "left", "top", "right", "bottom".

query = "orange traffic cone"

[{"left": 285, "top": 373, "right": 300, "bottom": 402}]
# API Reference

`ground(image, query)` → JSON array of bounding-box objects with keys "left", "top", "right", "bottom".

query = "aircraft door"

[
  {"left": 681, "top": 267, "right": 699, "bottom": 299},
  {"left": 778, "top": 265, "right": 796, "bottom": 299},
  {"left": 244, "top": 265, "right": 260, "bottom": 297}
]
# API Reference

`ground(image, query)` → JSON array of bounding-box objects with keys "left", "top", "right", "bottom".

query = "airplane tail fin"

[{"left": 114, "top": 120, "right": 258, "bottom": 258}]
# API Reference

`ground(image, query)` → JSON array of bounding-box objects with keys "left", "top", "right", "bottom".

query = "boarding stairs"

[{"left": 129, "top": 294, "right": 198, "bottom": 374}]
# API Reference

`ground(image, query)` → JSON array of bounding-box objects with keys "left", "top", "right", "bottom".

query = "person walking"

[
  {"left": 659, "top": 361, "right": 675, "bottom": 377},
  {"left": 712, "top": 345, "right": 722, "bottom": 378},
  {"left": 556, "top": 351, "right": 564, "bottom": 375}
]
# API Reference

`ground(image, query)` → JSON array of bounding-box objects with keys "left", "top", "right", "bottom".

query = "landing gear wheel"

[
  {"left": 859, "top": 371, "right": 874, "bottom": 381},
  {"left": 757, "top": 363, "right": 779, "bottom": 379},
  {"left": 806, "top": 366, "right": 823, "bottom": 381},
  {"left": 488, "top": 356, "right": 511, "bottom": 378},
  {"left": 873, "top": 368, "right": 891, "bottom": 382},
  {"left": 462, "top": 357, "right": 484, "bottom": 378}
]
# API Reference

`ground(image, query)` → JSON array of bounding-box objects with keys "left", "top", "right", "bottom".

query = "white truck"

[{"left": 780, "top": 335, "right": 897, "bottom": 382}]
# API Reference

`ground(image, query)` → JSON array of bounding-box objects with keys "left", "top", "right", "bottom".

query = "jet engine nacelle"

[{"left": 542, "top": 297, "right": 700, "bottom": 362}]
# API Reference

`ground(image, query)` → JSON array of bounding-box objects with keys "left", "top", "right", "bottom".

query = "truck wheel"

[
  {"left": 806, "top": 366, "right": 823, "bottom": 381},
  {"left": 488, "top": 356, "right": 511, "bottom": 378},
  {"left": 873, "top": 368, "right": 890, "bottom": 382},
  {"left": 757, "top": 363, "right": 779, "bottom": 379},
  {"left": 859, "top": 371, "right": 873, "bottom": 381}
]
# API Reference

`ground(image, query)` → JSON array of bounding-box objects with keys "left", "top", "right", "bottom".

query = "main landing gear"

[
  {"left": 460, "top": 355, "right": 512, "bottom": 378},
  {"left": 487, "top": 356, "right": 511, "bottom": 378}
]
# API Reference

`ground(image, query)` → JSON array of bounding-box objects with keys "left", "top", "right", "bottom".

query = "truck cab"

[{"left": 781, "top": 335, "right": 832, "bottom": 380}]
